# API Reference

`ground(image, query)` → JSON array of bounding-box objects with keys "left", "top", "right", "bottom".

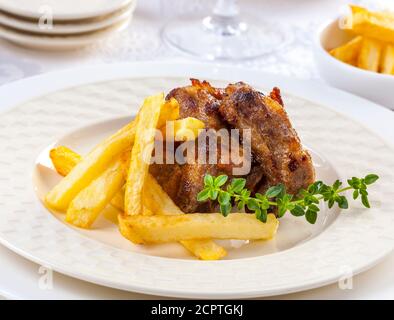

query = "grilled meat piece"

[
  {"left": 167, "top": 79, "right": 225, "bottom": 130},
  {"left": 219, "top": 82, "right": 315, "bottom": 194},
  {"left": 151, "top": 80, "right": 314, "bottom": 213}
]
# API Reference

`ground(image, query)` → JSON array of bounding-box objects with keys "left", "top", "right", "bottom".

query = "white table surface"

[{"left": 0, "top": 0, "right": 393, "bottom": 299}]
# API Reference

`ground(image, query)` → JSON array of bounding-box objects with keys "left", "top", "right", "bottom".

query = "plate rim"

[
  {"left": 0, "top": 2, "right": 135, "bottom": 35},
  {"left": 0, "top": 62, "right": 393, "bottom": 298},
  {"left": 0, "top": 0, "right": 134, "bottom": 21}
]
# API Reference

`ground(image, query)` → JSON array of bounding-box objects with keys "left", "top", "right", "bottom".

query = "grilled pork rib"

[
  {"left": 150, "top": 80, "right": 315, "bottom": 213},
  {"left": 219, "top": 82, "right": 315, "bottom": 195}
]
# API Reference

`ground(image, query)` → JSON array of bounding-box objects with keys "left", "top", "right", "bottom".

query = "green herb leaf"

[
  {"left": 265, "top": 185, "right": 284, "bottom": 198},
  {"left": 337, "top": 196, "right": 349, "bottom": 209},
  {"left": 361, "top": 194, "right": 370, "bottom": 208},
  {"left": 218, "top": 191, "right": 231, "bottom": 205},
  {"left": 305, "top": 209, "right": 317, "bottom": 224},
  {"left": 290, "top": 205, "right": 305, "bottom": 217},
  {"left": 220, "top": 203, "right": 231, "bottom": 216},
  {"left": 333, "top": 180, "right": 342, "bottom": 191},
  {"left": 255, "top": 208, "right": 268, "bottom": 223},
  {"left": 364, "top": 174, "right": 379, "bottom": 185},
  {"left": 209, "top": 189, "right": 218, "bottom": 200},
  {"left": 197, "top": 188, "right": 210, "bottom": 201},
  {"left": 215, "top": 175, "right": 228, "bottom": 187},
  {"left": 230, "top": 178, "right": 246, "bottom": 193},
  {"left": 247, "top": 198, "right": 260, "bottom": 211},
  {"left": 204, "top": 174, "right": 214, "bottom": 187}
]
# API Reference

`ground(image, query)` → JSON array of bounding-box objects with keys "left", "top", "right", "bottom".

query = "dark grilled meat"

[
  {"left": 167, "top": 79, "right": 225, "bottom": 130},
  {"left": 151, "top": 80, "right": 315, "bottom": 213},
  {"left": 219, "top": 82, "right": 315, "bottom": 195}
]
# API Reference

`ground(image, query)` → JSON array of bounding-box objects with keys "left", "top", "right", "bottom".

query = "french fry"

[
  {"left": 45, "top": 120, "right": 136, "bottom": 211},
  {"left": 48, "top": 146, "right": 125, "bottom": 212},
  {"left": 358, "top": 37, "right": 383, "bottom": 72},
  {"left": 179, "top": 239, "right": 227, "bottom": 261},
  {"left": 158, "top": 98, "right": 180, "bottom": 127},
  {"left": 329, "top": 36, "right": 363, "bottom": 64},
  {"left": 343, "top": 5, "right": 394, "bottom": 44},
  {"left": 160, "top": 117, "right": 205, "bottom": 141},
  {"left": 140, "top": 175, "right": 227, "bottom": 260},
  {"left": 49, "top": 146, "right": 227, "bottom": 260},
  {"left": 66, "top": 156, "right": 127, "bottom": 228},
  {"left": 50, "top": 146, "right": 82, "bottom": 177},
  {"left": 124, "top": 93, "right": 165, "bottom": 216},
  {"left": 118, "top": 213, "right": 279, "bottom": 244},
  {"left": 381, "top": 44, "right": 394, "bottom": 75},
  {"left": 110, "top": 186, "right": 125, "bottom": 211}
]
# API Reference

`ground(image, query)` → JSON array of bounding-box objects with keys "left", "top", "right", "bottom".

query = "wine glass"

[{"left": 161, "top": 0, "right": 288, "bottom": 61}]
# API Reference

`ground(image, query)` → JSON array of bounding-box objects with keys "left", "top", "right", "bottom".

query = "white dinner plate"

[
  {"left": 0, "top": 0, "right": 133, "bottom": 21},
  {"left": 0, "top": 63, "right": 393, "bottom": 298},
  {"left": 0, "top": 17, "right": 131, "bottom": 50},
  {"left": 0, "top": 1, "right": 136, "bottom": 35}
]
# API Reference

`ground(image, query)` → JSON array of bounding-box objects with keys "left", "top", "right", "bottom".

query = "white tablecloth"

[{"left": 0, "top": 0, "right": 392, "bottom": 300}]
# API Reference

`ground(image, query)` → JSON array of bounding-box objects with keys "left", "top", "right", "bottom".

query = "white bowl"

[{"left": 314, "top": 18, "right": 394, "bottom": 110}]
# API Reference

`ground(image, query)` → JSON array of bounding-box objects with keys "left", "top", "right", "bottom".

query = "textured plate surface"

[{"left": 0, "top": 64, "right": 393, "bottom": 298}]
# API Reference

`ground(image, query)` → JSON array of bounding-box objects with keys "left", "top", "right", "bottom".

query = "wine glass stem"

[{"left": 203, "top": 0, "right": 246, "bottom": 36}]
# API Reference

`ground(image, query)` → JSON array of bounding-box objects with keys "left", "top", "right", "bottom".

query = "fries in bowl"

[{"left": 330, "top": 5, "right": 394, "bottom": 75}]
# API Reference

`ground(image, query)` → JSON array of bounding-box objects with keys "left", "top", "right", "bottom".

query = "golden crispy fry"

[
  {"left": 118, "top": 214, "right": 145, "bottom": 244},
  {"left": 143, "top": 174, "right": 182, "bottom": 215},
  {"left": 329, "top": 36, "right": 363, "bottom": 64},
  {"left": 141, "top": 175, "right": 227, "bottom": 260},
  {"left": 45, "top": 121, "right": 136, "bottom": 211},
  {"left": 343, "top": 5, "right": 394, "bottom": 44},
  {"left": 118, "top": 213, "right": 279, "bottom": 244},
  {"left": 49, "top": 146, "right": 80, "bottom": 176},
  {"left": 160, "top": 117, "right": 205, "bottom": 141},
  {"left": 66, "top": 156, "right": 127, "bottom": 228},
  {"left": 157, "top": 98, "right": 180, "bottom": 127},
  {"left": 124, "top": 93, "right": 165, "bottom": 215},
  {"left": 110, "top": 186, "right": 125, "bottom": 211},
  {"left": 49, "top": 146, "right": 227, "bottom": 259},
  {"left": 358, "top": 37, "right": 383, "bottom": 72},
  {"left": 48, "top": 146, "right": 125, "bottom": 212},
  {"left": 179, "top": 239, "right": 227, "bottom": 260},
  {"left": 50, "top": 146, "right": 82, "bottom": 177},
  {"left": 381, "top": 44, "right": 394, "bottom": 74}
]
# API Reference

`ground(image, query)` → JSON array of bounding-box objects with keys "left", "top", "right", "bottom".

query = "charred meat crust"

[
  {"left": 219, "top": 82, "right": 315, "bottom": 195},
  {"left": 154, "top": 81, "right": 235, "bottom": 212}
]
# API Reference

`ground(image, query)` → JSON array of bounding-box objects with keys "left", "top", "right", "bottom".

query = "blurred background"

[{"left": 0, "top": 0, "right": 392, "bottom": 85}]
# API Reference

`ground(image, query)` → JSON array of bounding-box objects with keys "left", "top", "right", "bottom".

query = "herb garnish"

[{"left": 197, "top": 174, "right": 379, "bottom": 224}]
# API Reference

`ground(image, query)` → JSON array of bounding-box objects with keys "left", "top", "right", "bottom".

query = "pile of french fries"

[
  {"left": 45, "top": 93, "right": 279, "bottom": 260},
  {"left": 330, "top": 5, "right": 394, "bottom": 74}
]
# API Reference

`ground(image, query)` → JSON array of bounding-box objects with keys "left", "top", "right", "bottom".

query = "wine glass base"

[{"left": 162, "top": 16, "right": 289, "bottom": 61}]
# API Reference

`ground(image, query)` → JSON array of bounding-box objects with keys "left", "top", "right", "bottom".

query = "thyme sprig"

[{"left": 197, "top": 174, "right": 379, "bottom": 224}]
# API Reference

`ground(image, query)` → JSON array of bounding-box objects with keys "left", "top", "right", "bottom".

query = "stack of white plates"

[{"left": 0, "top": 0, "right": 136, "bottom": 50}]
